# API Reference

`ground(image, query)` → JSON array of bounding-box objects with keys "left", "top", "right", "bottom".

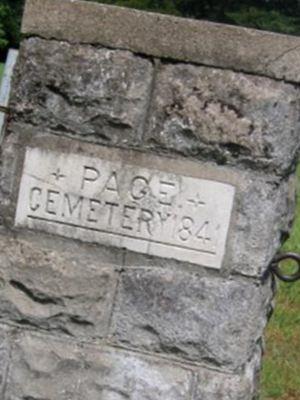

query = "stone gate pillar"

[{"left": 0, "top": 0, "right": 299, "bottom": 398}]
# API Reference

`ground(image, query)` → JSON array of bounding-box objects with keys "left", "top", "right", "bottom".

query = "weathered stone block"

[
  {"left": 121, "top": 166, "right": 295, "bottom": 278},
  {"left": 22, "top": 0, "right": 300, "bottom": 83},
  {"left": 6, "top": 332, "right": 192, "bottom": 400},
  {"left": 0, "top": 132, "right": 19, "bottom": 225},
  {"left": 0, "top": 130, "right": 294, "bottom": 277},
  {"left": 0, "top": 327, "right": 10, "bottom": 398},
  {"left": 193, "top": 350, "right": 261, "bottom": 400},
  {"left": 121, "top": 161, "right": 294, "bottom": 280},
  {"left": 227, "top": 172, "right": 295, "bottom": 277},
  {"left": 125, "top": 172, "right": 295, "bottom": 278},
  {"left": 10, "top": 37, "right": 153, "bottom": 146},
  {"left": 111, "top": 269, "right": 273, "bottom": 370},
  {"left": 145, "top": 63, "right": 300, "bottom": 174},
  {"left": 0, "top": 234, "right": 119, "bottom": 339},
  {"left": 1, "top": 2, "right": 298, "bottom": 398}
]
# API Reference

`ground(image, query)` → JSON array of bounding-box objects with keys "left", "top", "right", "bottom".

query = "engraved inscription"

[{"left": 15, "top": 148, "right": 235, "bottom": 269}]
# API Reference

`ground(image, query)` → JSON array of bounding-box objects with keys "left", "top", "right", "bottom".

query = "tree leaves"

[{"left": 0, "top": 4, "right": 9, "bottom": 51}]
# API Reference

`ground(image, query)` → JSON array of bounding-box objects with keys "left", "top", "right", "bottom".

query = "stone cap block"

[{"left": 22, "top": 0, "right": 300, "bottom": 83}]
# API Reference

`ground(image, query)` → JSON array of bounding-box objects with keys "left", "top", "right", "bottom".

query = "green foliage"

[
  {"left": 0, "top": 4, "right": 9, "bottom": 50},
  {"left": 227, "top": 6, "right": 300, "bottom": 35},
  {"left": 262, "top": 165, "right": 300, "bottom": 400},
  {"left": 92, "top": 0, "right": 300, "bottom": 35},
  {"left": 0, "top": 0, "right": 24, "bottom": 57}
]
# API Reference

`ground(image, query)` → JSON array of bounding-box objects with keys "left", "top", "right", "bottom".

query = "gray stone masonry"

[
  {"left": 0, "top": 234, "right": 120, "bottom": 339},
  {"left": 2, "top": 329, "right": 260, "bottom": 400},
  {"left": 0, "top": 132, "right": 295, "bottom": 277},
  {"left": 145, "top": 63, "right": 300, "bottom": 174},
  {"left": 11, "top": 38, "right": 154, "bottom": 147},
  {"left": 111, "top": 268, "right": 273, "bottom": 370},
  {"left": 10, "top": 38, "right": 300, "bottom": 176},
  {"left": 0, "top": 0, "right": 299, "bottom": 398},
  {"left": 22, "top": 0, "right": 300, "bottom": 84}
]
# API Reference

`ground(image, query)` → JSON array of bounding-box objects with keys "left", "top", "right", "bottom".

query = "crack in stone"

[{"left": 265, "top": 43, "right": 300, "bottom": 69}]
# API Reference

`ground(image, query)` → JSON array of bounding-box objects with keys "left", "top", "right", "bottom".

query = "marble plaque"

[{"left": 15, "top": 148, "right": 235, "bottom": 269}]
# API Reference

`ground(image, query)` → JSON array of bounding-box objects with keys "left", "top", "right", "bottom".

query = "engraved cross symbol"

[
  {"left": 188, "top": 193, "right": 205, "bottom": 208},
  {"left": 51, "top": 168, "right": 66, "bottom": 181}
]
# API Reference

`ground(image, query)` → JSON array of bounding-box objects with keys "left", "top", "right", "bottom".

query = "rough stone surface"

[
  {"left": 193, "top": 349, "right": 261, "bottom": 400},
  {"left": 117, "top": 162, "right": 296, "bottom": 278},
  {"left": 0, "top": 234, "right": 119, "bottom": 339},
  {"left": 227, "top": 173, "right": 295, "bottom": 277},
  {"left": 111, "top": 268, "right": 273, "bottom": 370},
  {"left": 22, "top": 0, "right": 300, "bottom": 83},
  {"left": 11, "top": 38, "right": 153, "bottom": 146},
  {"left": 0, "top": 131, "right": 19, "bottom": 226},
  {"left": 0, "top": 0, "right": 298, "bottom": 397},
  {"left": 6, "top": 332, "right": 192, "bottom": 400},
  {"left": 146, "top": 63, "right": 300, "bottom": 174},
  {"left": 0, "top": 129, "right": 295, "bottom": 277},
  {"left": 0, "top": 327, "right": 10, "bottom": 398}
]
